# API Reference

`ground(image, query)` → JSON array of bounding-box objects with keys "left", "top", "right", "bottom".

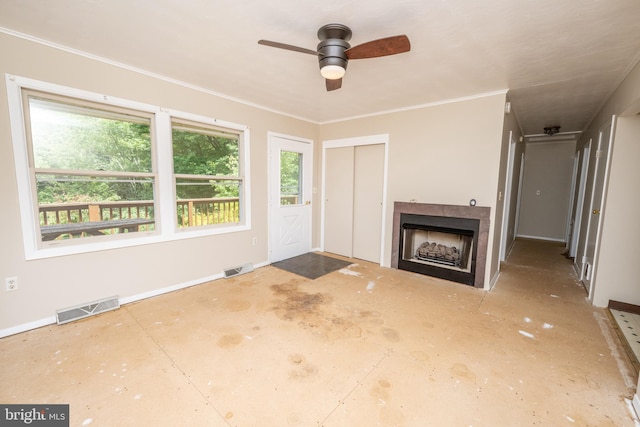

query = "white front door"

[{"left": 269, "top": 134, "right": 313, "bottom": 262}]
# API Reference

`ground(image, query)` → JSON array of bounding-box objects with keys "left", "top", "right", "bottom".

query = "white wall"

[
  {"left": 0, "top": 32, "right": 318, "bottom": 335},
  {"left": 576, "top": 60, "right": 640, "bottom": 307},
  {"left": 591, "top": 113, "right": 640, "bottom": 306},
  {"left": 319, "top": 93, "right": 508, "bottom": 288}
]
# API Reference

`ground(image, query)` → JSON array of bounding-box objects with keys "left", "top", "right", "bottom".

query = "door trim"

[
  {"left": 499, "top": 132, "right": 516, "bottom": 262},
  {"left": 267, "top": 132, "right": 314, "bottom": 262},
  {"left": 583, "top": 116, "right": 616, "bottom": 300},
  {"left": 569, "top": 141, "right": 591, "bottom": 258},
  {"left": 321, "top": 134, "right": 389, "bottom": 266}
]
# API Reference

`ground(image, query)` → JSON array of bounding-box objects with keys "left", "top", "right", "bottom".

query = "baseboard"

[
  {"left": 0, "top": 316, "right": 57, "bottom": 339},
  {"left": 609, "top": 300, "right": 640, "bottom": 315},
  {"left": 489, "top": 271, "right": 501, "bottom": 290},
  {"left": 573, "top": 262, "right": 582, "bottom": 278},
  {"left": 0, "top": 259, "right": 271, "bottom": 339}
]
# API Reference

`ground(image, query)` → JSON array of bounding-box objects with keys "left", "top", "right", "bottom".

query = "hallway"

[{"left": 0, "top": 239, "right": 636, "bottom": 426}]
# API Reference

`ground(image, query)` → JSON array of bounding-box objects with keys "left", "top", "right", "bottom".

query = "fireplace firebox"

[
  {"left": 399, "top": 214, "right": 479, "bottom": 286},
  {"left": 391, "top": 202, "right": 490, "bottom": 288}
]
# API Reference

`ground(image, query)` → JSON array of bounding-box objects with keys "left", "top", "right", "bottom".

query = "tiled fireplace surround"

[{"left": 391, "top": 202, "right": 490, "bottom": 288}]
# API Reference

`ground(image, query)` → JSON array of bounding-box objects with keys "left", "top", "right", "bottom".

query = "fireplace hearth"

[{"left": 391, "top": 202, "right": 490, "bottom": 288}]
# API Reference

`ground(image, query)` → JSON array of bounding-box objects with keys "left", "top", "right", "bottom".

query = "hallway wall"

[{"left": 577, "top": 60, "right": 640, "bottom": 307}]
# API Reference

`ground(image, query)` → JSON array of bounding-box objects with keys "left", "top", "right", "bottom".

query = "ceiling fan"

[{"left": 258, "top": 23, "right": 411, "bottom": 91}]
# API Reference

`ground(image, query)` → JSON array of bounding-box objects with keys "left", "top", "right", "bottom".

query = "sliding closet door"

[
  {"left": 324, "top": 146, "right": 355, "bottom": 257},
  {"left": 352, "top": 144, "right": 384, "bottom": 263},
  {"left": 324, "top": 143, "right": 384, "bottom": 263}
]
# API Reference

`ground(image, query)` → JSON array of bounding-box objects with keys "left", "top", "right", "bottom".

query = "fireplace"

[{"left": 391, "top": 202, "right": 490, "bottom": 288}]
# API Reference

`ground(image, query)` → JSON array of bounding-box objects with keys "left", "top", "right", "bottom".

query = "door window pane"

[{"left": 280, "top": 150, "right": 302, "bottom": 205}]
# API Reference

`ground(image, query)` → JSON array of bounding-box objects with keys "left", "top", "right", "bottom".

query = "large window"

[
  {"left": 25, "top": 92, "right": 156, "bottom": 242},
  {"left": 172, "top": 120, "right": 241, "bottom": 228},
  {"left": 7, "top": 75, "right": 250, "bottom": 259}
]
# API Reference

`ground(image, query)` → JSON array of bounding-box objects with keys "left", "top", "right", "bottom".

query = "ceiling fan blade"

[
  {"left": 326, "top": 78, "right": 342, "bottom": 91},
  {"left": 346, "top": 35, "right": 410, "bottom": 60},
  {"left": 258, "top": 40, "right": 317, "bottom": 56}
]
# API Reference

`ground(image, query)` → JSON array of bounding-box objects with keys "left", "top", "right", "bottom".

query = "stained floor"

[{"left": 0, "top": 239, "right": 637, "bottom": 426}]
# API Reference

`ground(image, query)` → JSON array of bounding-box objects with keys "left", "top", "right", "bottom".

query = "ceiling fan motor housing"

[{"left": 317, "top": 38, "right": 350, "bottom": 72}]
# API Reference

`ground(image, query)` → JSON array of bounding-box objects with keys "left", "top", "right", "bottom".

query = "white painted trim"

[
  {"left": 6, "top": 74, "right": 252, "bottom": 260},
  {"left": 321, "top": 134, "right": 389, "bottom": 266},
  {"left": 514, "top": 153, "right": 525, "bottom": 238},
  {"left": 499, "top": 133, "right": 516, "bottom": 262},
  {"left": 267, "top": 131, "right": 314, "bottom": 145},
  {"left": 570, "top": 141, "right": 591, "bottom": 259},
  {"left": 632, "top": 395, "right": 640, "bottom": 423},
  {"left": 565, "top": 153, "right": 579, "bottom": 248},
  {"left": 515, "top": 234, "right": 566, "bottom": 243},
  {"left": 489, "top": 271, "right": 501, "bottom": 290},
  {"left": 0, "top": 261, "right": 270, "bottom": 338},
  {"left": 319, "top": 90, "right": 509, "bottom": 125},
  {"left": 587, "top": 116, "right": 617, "bottom": 302},
  {"left": 323, "top": 134, "right": 389, "bottom": 149},
  {"left": 0, "top": 316, "right": 57, "bottom": 339}
]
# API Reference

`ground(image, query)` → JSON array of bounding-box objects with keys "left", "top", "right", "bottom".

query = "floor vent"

[
  {"left": 224, "top": 263, "right": 254, "bottom": 278},
  {"left": 56, "top": 296, "right": 120, "bottom": 325}
]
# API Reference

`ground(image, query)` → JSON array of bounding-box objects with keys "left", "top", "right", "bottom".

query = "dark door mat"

[{"left": 272, "top": 252, "right": 352, "bottom": 280}]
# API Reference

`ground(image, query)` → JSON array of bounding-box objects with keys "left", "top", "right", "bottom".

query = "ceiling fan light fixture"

[{"left": 320, "top": 65, "right": 346, "bottom": 80}]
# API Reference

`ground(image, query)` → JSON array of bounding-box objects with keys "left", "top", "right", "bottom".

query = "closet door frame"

[{"left": 321, "top": 134, "right": 389, "bottom": 265}]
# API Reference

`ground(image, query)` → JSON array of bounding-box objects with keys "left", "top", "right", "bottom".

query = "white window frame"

[
  {"left": 6, "top": 74, "right": 251, "bottom": 260},
  {"left": 170, "top": 117, "right": 245, "bottom": 232}
]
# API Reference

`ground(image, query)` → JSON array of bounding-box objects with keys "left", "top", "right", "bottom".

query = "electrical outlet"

[
  {"left": 5, "top": 277, "right": 18, "bottom": 292},
  {"left": 252, "top": 237, "right": 258, "bottom": 245}
]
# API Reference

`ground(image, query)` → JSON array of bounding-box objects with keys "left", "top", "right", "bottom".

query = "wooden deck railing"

[
  {"left": 38, "top": 197, "right": 241, "bottom": 239},
  {"left": 176, "top": 197, "right": 240, "bottom": 227}
]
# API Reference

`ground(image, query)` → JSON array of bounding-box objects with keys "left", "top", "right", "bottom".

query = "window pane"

[
  {"left": 175, "top": 178, "right": 240, "bottom": 227},
  {"left": 37, "top": 174, "right": 155, "bottom": 241},
  {"left": 172, "top": 124, "right": 239, "bottom": 176},
  {"left": 29, "top": 97, "right": 152, "bottom": 173},
  {"left": 26, "top": 95, "right": 156, "bottom": 243},
  {"left": 172, "top": 121, "right": 243, "bottom": 229},
  {"left": 280, "top": 150, "right": 302, "bottom": 205}
]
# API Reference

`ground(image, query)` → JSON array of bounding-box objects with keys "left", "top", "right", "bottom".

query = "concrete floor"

[{"left": 0, "top": 239, "right": 637, "bottom": 426}]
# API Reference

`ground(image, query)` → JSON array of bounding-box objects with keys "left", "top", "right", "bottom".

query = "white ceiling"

[{"left": 1, "top": 0, "right": 640, "bottom": 135}]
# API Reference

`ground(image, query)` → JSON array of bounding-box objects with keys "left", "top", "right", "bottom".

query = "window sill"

[{"left": 27, "top": 223, "right": 251, "bottom": 260}]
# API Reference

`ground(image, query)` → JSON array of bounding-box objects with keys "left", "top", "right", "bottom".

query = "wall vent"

[
  {"left": 56, "top": 296, "right": 120, "bottom": 325},
  {"left": 224, "top": 263, "right": 254, "bottom": 278}
]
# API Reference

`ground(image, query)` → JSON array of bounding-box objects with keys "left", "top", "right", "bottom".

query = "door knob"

[{"left": 592, "top": 209, "right": 600, "bottom": 214}]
